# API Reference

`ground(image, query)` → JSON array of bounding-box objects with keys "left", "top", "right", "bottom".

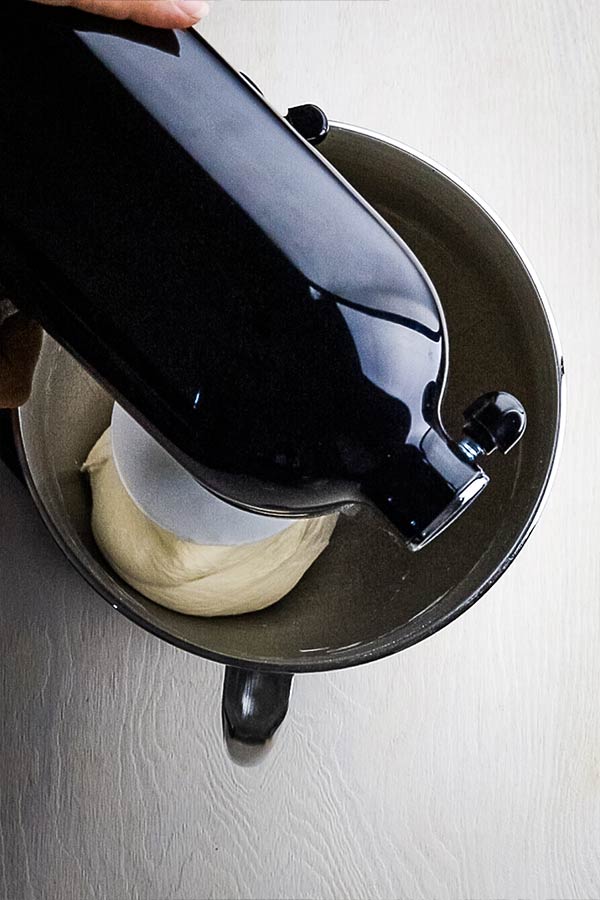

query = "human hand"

[
  {"left": 33, "top": 0, "right": 210, "bottom": 29},
  {"left": 1, "top": 0, "right": 209, "bottom": 409}
]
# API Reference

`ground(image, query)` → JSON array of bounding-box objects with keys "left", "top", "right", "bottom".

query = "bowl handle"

[{"left": 222, "top": 666, "right": 293, "bottom": 765}]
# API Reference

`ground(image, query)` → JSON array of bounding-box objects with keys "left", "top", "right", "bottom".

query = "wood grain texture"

[{"left": 1, "top": 1, "right": 599, "bottom": 898}]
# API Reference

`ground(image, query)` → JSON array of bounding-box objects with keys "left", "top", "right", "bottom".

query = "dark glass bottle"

[{"left": 0, "top": 1, "right": 490, "bottom": 547}]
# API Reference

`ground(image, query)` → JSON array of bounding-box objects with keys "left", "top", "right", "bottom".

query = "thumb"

[{"left": 33, "top": 1, "right": 210, "bottom": 29}]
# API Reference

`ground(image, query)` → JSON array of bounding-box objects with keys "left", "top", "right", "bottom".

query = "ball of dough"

[{"left": 82, "top": 428, "right": 337, "bottom": 617}]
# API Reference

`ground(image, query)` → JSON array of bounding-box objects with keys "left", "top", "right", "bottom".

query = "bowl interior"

[{"left": 17, "top": 126, "right": 562, "bottom": 671}]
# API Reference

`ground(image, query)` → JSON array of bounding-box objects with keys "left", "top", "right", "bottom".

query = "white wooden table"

[{"left": 1, "top": 2, "right": 598, "bottom": 897}]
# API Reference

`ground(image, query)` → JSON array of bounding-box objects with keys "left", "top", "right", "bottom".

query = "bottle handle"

[{"left": 222, "top": 666, "right": 293, "bottom": 766}]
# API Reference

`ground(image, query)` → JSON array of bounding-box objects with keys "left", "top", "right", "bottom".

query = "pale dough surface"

[{"left": 82, "top": 428, "right": 337, "bottom": 617}]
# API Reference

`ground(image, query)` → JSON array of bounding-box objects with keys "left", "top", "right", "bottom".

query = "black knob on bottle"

[
  {"left": 285, "top": 104, "right": 329, "bottom": 145},
  {"left": 462, "top": 391, "right": 527, "bottom": 456}
]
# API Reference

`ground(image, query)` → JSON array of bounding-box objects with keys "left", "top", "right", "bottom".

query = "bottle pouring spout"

[{"left": 363, "top": 392, "right": 527, "bottom": 549}]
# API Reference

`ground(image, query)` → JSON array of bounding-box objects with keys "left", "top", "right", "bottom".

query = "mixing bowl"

[{"left": 14, "top": 124, "right": 563, "bottom": 759}]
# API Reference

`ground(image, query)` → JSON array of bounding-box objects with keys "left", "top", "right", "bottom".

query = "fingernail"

[{"left": 174, "top": 0, "right": 210, "bottom": 20}]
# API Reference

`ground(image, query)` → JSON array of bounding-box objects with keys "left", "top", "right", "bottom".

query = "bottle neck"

[{"left": 362, "top": 429, "right": 489, "bottom": 550}]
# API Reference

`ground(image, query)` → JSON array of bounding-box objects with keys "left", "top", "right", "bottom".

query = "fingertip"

[
  {"left": 128, "top": 0, "right": 210, "bottom": 28},
  {"left": 69, "top": 1, "right": 210, "bottom": 29},
  {"left": 173, "top": 0, "right": 210, "bottom": 22}
]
